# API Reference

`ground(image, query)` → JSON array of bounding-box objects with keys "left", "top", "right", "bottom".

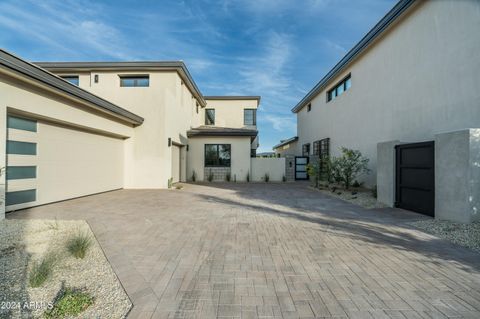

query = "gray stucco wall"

[
  {"left": 295, "top": 1, "right": 480, "bottom": 187},
  {"left": 377, "top": 140, "right": 400, "bottom": 207},
  {"left": 435, "top": 129, "right": 480, "bottom": 223}
]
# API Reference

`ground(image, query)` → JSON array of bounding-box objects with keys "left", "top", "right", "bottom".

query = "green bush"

[
  {"left": 282, "top": 175, "right": 286, "bottom": 182},
  {"left": 225, "top": 172, "right": 231, "bottom": 182},
  {"left": 264, "top": 173, "right": 270, "bottom": 182},
  {"left": 330, "top": 147, "right": 370, "bottom": 189},
  {"left": 246, "top": 172, "right": 250, "bottom": 182},
  {"left": 306, "top": 158, "right": 321, "bottom": 187},
  {"left": 207, "top": 170, "right": 214, "bottom": 182},
  {"left": 29, "top": 253, "right": 57, "bottom": 288},
  {"left": 191, "top": 171, "right": 196, "bottom": 182},
  {"left": 66, "top": 232, "right": 92, "bottom": 259},
  {"left": 44, "top": 287, "right": 94, "bottom": 318}
]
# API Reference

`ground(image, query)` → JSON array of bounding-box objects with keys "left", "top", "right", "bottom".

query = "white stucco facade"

[{"left": 292, "top": 0, "right": 480, "bottom": 186}]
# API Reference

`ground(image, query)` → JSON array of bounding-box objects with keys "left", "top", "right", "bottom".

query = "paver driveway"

[{"left": 8, "top": 183, "right": 480, "bottom": 319}]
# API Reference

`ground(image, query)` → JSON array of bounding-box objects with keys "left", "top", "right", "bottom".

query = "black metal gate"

[
  {"left": 295, "top": 156, "right": 309, "bottom": 180},
  {"left": 395, "top": 141, "right": 435, "bottom": 216}
]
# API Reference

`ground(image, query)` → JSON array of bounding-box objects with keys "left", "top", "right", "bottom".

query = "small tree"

[
  {"left": 331, "top": 147, "right": 369, "bottom": 189},
  {"left": 306, "top": 158, "right": 321, "bottom": 187}
]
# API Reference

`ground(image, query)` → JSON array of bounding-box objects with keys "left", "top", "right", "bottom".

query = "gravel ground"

[
  {"left": 0, "top": 219, "right": 131, "bottom": 318},
  {"left": 409, "top": 219, "right": 480, "bottom": 252},
  {"left": 311, "top": 185, "right": 385, "bottom": 209}
]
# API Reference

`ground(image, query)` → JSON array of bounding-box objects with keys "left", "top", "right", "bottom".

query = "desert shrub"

[
  {"left": 264, "top": 173, "right": 270, "bottom": 182},
  {"left": 306, "top": 158, "right": 321, "bottom": 187},
  {"left": 246, "top": 172, "right": 250, "bottom": 182},
  {"left": 282, "top": 175, "right": 286, "bottom": 182},
  {"left": 352, "top": 180, "right": 361, "bottom": 188},
  {"left": 191, "top": 171, "right": 196, "bottom": 182},
  {"left": 207, "top": 170, "right": 214, "bottom": 182},
  {"left": 167, "top": 178, "right": 173, "bottom": 188},
  {"left": 66, "top": 232, "right": 92, "bottom": 259},
  {"left": 225, "top": 172, "right": 231, "bottom": 182},
  {"left": 330, "top": 147, "right": 370, "bottom": 189},
  {"left": 44, "top": 287, "right": 94, "bottom": 318},
  {"left": 29, "top": 253, "right": 57, "bottom": 288}
]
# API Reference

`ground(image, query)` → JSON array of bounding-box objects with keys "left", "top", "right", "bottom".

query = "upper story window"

[
  {"left": 61, "top": 75, "right": 79, "bottom": 86},
  {"left": 307, "top": 103, "right": 312, "bottom": 112},
  {"left": 120, "top": 75, "right": 149, "bottom": 87},
  {"left": 244, "top": 109, "right": 256, "bottom": 125},
  {"left": 327, "top": 74, "right": 351, "bottom": 102},
  {"left": 302, "top": 143, "right": 310, "bottom": 156},
  {"left": 205, "top": 109, "right": 215, "bottom": 125}
]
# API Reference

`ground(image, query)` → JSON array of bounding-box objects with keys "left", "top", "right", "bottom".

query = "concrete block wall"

[
  {"left": 204, "top": 167, "right": 231, "bottom": 182},
  {"left": 285, "top": 155, "right": 295, "bottom": 182}
]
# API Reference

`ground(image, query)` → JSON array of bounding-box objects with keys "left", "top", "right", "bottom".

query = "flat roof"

[
  {"left": 35, "top": 61, "right": 206, "bottom": 107},
  {"left": 291, "top": 0, "right": 416, "bottom": 113},
  {"left": 272, "top": 136, "right": 298, "bottom": 150},
  {"left": 187, "top": 126, "right": 258, "bottom": 138},
  {"left": 0, "top": 50, "right": 144, "bottom": 125},
  {"left": 204, "top": 96, "right": 261, "bottom": 103}
]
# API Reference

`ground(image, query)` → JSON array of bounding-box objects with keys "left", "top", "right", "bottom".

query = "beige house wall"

[
  {"left": 296, "top": 0, "right": 480, "bottom": 186},
  {"left": 274, "top": 141, "right": 298, "bottom": 157},
  {"left": 0, "top": 71, "right": 133, "bottom": 214},
  {"left": 187, "top": 136, "right": 251, "bottom": 182}
]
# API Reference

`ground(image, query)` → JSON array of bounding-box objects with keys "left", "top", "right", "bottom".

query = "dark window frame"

[
  {"left": 307, "top": 103, "right": 312, "bottom": 112},
  {"left": 119, "top": 75, "right": 150, "bottom": 87},
  {"left": 204, "top": 144, "right": 231, "bottom": 167},
  {"left": 244, "top": 109, "right": 256, "bottom": 125},
  {"left": 205, "top": 108, "right": 215, "bottom": 125},
  {"left": 327, "top": 74, "right": 351, "bottom": 102},
  {"left": 302, "top": 143, "right": 310, "bottom": 156},
  {"left": 61, "top": 75, "right": 79, "bottom": 86}
]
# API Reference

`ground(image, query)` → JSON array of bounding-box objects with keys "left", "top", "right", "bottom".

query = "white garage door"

[{"left": 6, "top": 115, "right": 124, "bottom": 211}]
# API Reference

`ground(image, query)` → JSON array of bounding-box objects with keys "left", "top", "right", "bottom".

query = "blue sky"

[{"left": 0, "top": 0, "right": 396, "bottom": 152}]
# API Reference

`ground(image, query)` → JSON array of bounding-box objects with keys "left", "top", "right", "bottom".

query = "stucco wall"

[
  {"left": 0, "top": 72, "right": 132, "bottom": 215},
  {"left": 204, "top": 99, "right": 258, "bottom": 129},
  {"left": 296, "top": 0, "right": 480, "bottom": 186},
  {"left": 274, "top": 141, "right": 298, "bottom": 157},
  {"left": 435, "top": 129, "right": 480, "bottom": 223},
  {"left": 187, "top": 136, "right": 251, "bottom": 182},
  {"left": 251, "top": 158, "right": 285, "bottom": 182}
]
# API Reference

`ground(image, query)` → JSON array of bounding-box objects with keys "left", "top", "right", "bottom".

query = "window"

[
  {"left": 120, "top": 75, "right": 149, "bottom": 87},
  {"left": 205, "top": 109, "right": 215, "bottom": 125},
  {"left": 327, "top": 74, "right": 351, "bottom": 102},
  {"left": 302, "top": 143, "right": 310, "bottom": 156},
  {"left": 307, "top": 104, "right": 312, "bottom": 112},
  {"left": 313, "top": 138, "right": 330, "bottom": 178},
  {"left": 6, "top": 189, "right": 36, "bottom": 206},
  {"left": 244, "top": 109, "right": 256, "bottom": 125},
  {"left": 251, "top": 149, "right": 256, "bottom": 158},
  {"left": 61, "top": 76, "right": 79, "bottom": 86},
  {"left": 7, "top": 116, "right": 37, "bottom": 132},
  {"left": 205, "top": 144, "right": 231, "bottom": 167},
  {"left": 7, "top": 141, "right": 36, "bottom": 155},
  {"left": 6, "top": 166, "right": 36, "bottom": 180},
  {"left": 196, "top": 102, "right": 199, "bottom": 114}
]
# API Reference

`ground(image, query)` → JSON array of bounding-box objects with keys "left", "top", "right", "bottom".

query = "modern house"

[
  {"left": 0, "top": 50, "right": 260, "bottom": 217},
  {"left": 275, "top": 0, "right": 480, "bottom": 222}
]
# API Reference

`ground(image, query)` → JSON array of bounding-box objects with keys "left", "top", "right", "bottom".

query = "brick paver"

[{"left": 9, "top": 183, "right": 480, "bottom": 318}]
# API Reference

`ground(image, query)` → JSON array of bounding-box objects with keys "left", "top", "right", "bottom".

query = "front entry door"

[{"left": 295, "top": 156, "right": 309, "bottom": 180}]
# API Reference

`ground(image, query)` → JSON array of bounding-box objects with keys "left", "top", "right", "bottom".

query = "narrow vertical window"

[
  {"left": 244, "top": 109, "right": 256, "bottom": 125},
  {"left": 205, "top": 109, "right": 215, "bottom": 125}
]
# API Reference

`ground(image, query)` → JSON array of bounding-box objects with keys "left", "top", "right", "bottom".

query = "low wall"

[{"left": 251, "top": 158, "right": 285, "bottom": 182}]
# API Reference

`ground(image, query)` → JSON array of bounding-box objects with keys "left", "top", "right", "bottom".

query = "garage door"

[
  {"left": 395, "top": 141, "right": 434, "bottom": 216},
  {"left": 6, "top": 115, "right": 124, "bottom": 212}
]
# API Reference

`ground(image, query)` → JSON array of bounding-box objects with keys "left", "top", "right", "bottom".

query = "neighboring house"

[
  {"left": 0, "top": 50, "right": 259, "bottom": 217},
  {"left": 273, "top": 136, "right": 298, "bottom": 157},
  {"left": 277, "top": 0, "right": 480, "bottom": 221}
]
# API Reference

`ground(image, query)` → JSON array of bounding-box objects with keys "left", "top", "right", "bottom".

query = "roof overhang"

[
  {"left": 0, "top": 50, "right": 144, "bottom": 125},
  {"left": 272, "top": 136, "right": 298, "bottom": 150},
  {"left": 204, "top": 96, "right": 261, "bottom": 103},
  {"left": 35, "top": 61, "right": 206, "bottom": 107},
  {"left": 187, "top": 127, "right": 258, "bottom": 139},
  {"left": 291, "top": 0, "right": 416, "bottom": 113}
]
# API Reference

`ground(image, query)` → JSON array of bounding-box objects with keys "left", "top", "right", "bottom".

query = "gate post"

[
  {"left": 284, "top": 155, "right": 295, "bottom": 182},
  {"left": 435, "top": 129, "right": 480, "bottom": 223},
  {"left": 377, "top": 140, "right": 400, "bottom": 207}
]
